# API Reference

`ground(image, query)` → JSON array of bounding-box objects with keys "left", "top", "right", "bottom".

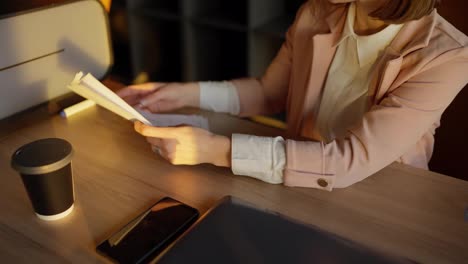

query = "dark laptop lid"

[{"left": 157, "top": 196, "right": 414, "bottom": 264}]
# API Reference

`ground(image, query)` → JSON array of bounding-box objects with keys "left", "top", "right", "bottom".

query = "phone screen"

[{"left": 96, "top": 197, "right": 199, "bottom": 264}]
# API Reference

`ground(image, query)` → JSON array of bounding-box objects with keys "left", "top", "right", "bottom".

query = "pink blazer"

[{"left": 231, "top": 3, "right": 468, "bottom": 190}]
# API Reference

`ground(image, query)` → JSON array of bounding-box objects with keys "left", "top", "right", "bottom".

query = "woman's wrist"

[
  {"left": 182, "top": 82, "right": 200, "bottom": 108},
  {"left": 211, "top": 135, "right": 231, "bottom": 167}
]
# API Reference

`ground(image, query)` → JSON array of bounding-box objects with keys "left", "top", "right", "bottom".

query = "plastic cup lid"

[{"left": 11, "top": 138, "right": 73, "bottom": 175}]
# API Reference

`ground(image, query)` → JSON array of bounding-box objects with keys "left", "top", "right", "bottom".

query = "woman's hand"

[
  {"left": 134, "top": 122, "right": 231, "bottom": 167},
  {"left": 117, "top": 82, "right": 200, "bottom": 113}
]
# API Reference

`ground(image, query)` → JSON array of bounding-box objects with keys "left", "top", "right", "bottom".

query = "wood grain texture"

[{"left": 1, "top": 105, "right": 467, "bottom": 263}]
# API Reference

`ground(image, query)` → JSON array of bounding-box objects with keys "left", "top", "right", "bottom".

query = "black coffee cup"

[{"left": 11, "top": 138, "right": 75, "bottom": 221}]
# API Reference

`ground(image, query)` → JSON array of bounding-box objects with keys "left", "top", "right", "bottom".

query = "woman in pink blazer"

[{"left": 119, "top": 0, "right": 468, "bottom": 191}]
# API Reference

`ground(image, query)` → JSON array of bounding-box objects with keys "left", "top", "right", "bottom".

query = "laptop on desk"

[{"left": 156, "top": 196, "right": 414, "bottom": 264}]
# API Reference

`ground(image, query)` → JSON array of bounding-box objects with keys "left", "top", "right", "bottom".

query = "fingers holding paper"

[
  {"left": 134, "top": 122, "right": 231, "bottom": 167},
  {"left": 116, "top": 82, "right": 167, "bottom": 106},
  {"left": 118, "top": 82, "right": 200, "bottom": 113}
]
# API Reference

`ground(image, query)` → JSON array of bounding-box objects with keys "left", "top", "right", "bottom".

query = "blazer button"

[{"left": 317, "top": 178, "right": 328, "bottom": 188}]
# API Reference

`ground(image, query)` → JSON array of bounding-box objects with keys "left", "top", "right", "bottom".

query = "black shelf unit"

[
  {"left": 130, "top": 8, "right": 181, "bottom": 22},
  {"left": 248, "top": 0, "right": 303, "bottom": 77},
  {"left": 113, "top": 0, "right": 306, "bottom": 82},
  {"left": 108, "top": 0, "right": 133, "bottom": 83},
  {"left": 190, "top": 24, "right": 247, "bottom": 81},
  {"left": 128, "top": 0, "right": 181, "bottom": 16},
  {"left": 185, "top": 0, "right": 249, "bottom": 28},
  {"left": 128, "top": 14, "right": 183, "bottom": 82}
]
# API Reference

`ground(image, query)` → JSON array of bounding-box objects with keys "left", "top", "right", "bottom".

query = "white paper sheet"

[
  {"left": 137, "top": 110, "right": 209, "bottom": 130},
  {"left": 67, "top": 72, "right": 210, "bottom": 130}
]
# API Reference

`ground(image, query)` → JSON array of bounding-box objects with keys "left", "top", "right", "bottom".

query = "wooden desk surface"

[{"left": 1, "top": 106, "right": 467, "bottom": 263}]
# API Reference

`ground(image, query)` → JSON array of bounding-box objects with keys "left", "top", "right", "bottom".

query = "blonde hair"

[
  {"left": 308, "top": 0, "right": 441, "bottom": 24},
  {"left": 371, "top": 0, "right": 440, "bottom": 23}
]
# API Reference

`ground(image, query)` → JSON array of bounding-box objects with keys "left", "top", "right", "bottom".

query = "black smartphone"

[{"left": 96, "top": 197, "right": 199, "bottom": 264}]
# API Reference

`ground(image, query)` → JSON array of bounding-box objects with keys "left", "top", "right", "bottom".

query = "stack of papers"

[{"left": 67, "top": 72, "right": 209, "bottom": 129}]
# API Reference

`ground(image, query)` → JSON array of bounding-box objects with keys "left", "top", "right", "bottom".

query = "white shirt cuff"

[
  {"left": 199, "top": 81, "right": 240, "bottom": 115},
  {"left": 231, "top": 134, "right": 286, "bottom": 184}
]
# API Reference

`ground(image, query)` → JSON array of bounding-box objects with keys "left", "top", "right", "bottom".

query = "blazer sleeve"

[
  {"left": 230, "top": 4, "right": 308, "bottom": 117},
  {"left": 283, "top": 47, "right": 468, "bottom": 190}
]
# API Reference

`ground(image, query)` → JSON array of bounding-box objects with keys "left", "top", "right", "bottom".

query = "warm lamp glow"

[{"left": 100, "top": 0, "right": 111, "bottom": 12}]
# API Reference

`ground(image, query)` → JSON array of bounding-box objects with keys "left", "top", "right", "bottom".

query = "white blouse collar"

[{"left": 335, "top": 3, "right": 404, "bottom": 66}]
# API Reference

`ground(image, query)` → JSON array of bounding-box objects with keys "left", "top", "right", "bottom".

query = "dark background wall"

[
  {"left": 107, "top": 0, "right": 304, "bottom": 84},
  {"left": 428, "top": 1, "right": 468, "bottom": 181}
]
